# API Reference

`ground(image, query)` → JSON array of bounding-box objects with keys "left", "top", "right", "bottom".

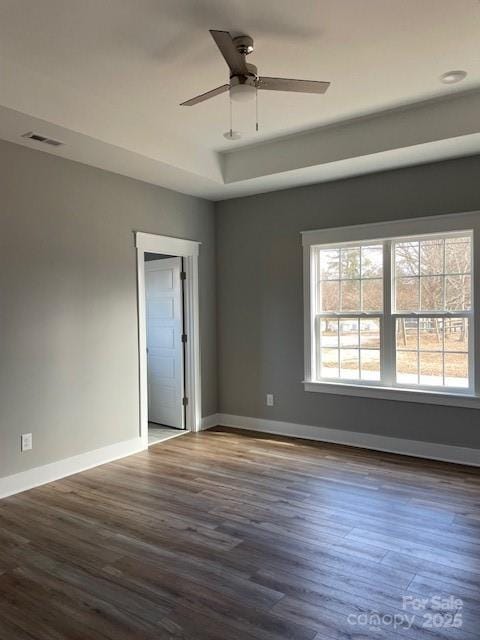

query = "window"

[
  {"left": 303, "top": 212, "right": 479, "bottom": 407},
  {"left": 316, "top": 243, "right": 383, "bottom": 383},
  {"left": 393, "top": 235, "right": 471, "bottom": 389}
]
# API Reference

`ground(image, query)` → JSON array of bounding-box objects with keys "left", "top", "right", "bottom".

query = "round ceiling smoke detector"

[{"left": 440, "top": 70, "right": 467, "bottom": 84}]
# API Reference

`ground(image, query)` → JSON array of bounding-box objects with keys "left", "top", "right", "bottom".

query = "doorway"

[
  {"left": 136, "top": 232, "right": 201, "bottom": 448},
  {"left": 145, "top": 253, "right": 185, "bottom": 445}
]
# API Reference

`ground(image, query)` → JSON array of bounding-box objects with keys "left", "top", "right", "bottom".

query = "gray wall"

[
  {"left": 216, "top": 155, "right": 480, "bottom": 450},
  {"left": 0, "top": 139, "right": 216, "bottom": 478},
  {"left": 2, "top": 137, "right": 479, "bottom": 481}
]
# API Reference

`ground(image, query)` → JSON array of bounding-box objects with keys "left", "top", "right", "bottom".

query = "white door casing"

[
  {"left": 136, "top": 231, "right": 201, "bottom": 445},
  {"left": 145, "top": 257, "right": 184, "bottom": 429}
]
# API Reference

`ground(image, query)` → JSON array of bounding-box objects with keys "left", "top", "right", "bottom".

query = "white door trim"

[{"left": 135, "top": 232, "right": 201, "bottom": 446}]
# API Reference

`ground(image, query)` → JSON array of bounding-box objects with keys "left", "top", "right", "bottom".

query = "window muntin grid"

[
  {"left": 395, "top": 317, "right": 469, "bottom": 388},
  {"left": 315, "top": 242, "right": 384, "bottom": 383},
  {"left": 317, "top": 244, "right": 383, "bottom": 314},
  {"left": 393, "top": 236, "right": 471, "bottom": 313},
  {"left": 312, "top": 231, "right": 473, "bottom": 392},
  {"left": 317, "top": 317, "right": 381, "bottom": 382}
]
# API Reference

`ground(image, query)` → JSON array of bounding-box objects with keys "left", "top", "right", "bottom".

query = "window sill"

[{"left": 303, "top": 381, "right": 480, "bottom": 409}]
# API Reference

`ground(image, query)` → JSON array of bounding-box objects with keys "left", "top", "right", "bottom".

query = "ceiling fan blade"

[
  {"left": 209, "top": 30, "right": 249, "bottom": 76},
  {"left": 258, "top": 77, "right": 330, "bottom": 94},
  {"left": 180, "top": 84, "right": 229, "bottom": 106}
]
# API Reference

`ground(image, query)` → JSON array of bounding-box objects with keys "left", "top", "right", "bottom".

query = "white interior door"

[{"left": 146, "top": 257, "right": 184, "bottom": 429}]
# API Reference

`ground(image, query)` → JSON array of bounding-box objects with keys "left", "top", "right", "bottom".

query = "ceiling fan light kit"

[
  {"left": 180, "top": 30, "right": 330, "bottom": 137},
  {"left": 229, "top": 76, "right": 257, "bottom": 103}
]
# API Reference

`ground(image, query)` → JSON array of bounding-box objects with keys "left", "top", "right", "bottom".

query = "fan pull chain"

[
  {"left": 229, "top": 94, "right": 233, "bottom": 139},
  {"left": 255, "top": 86, "right": 259, "bottom": 132}
]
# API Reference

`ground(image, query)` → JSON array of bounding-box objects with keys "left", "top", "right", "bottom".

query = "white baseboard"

[
  {"left": 3, "top": 415, "right": 476, "bottom": 501},
  {"left": 215, "top": 413, "right": 480, "bottom": 467},
  {"left": 0, "top": 437, "right": 145, "bottom": 499},
  {"left": 199, "top": 414, "right": 219, "bottom": 431}
]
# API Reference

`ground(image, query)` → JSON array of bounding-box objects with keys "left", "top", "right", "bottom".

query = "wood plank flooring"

[{"left": 0, "top": 426, "right": 479, "bottom": 639}]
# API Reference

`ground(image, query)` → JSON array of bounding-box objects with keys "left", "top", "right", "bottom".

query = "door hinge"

[
  {"left": 180, "top": 271, "right": 186, "bottom": 281},
  {"left": 181, "top": 334, "right": 187, "bottom": 343},
  {"left": 182, "top": 397, "right": 189, "bottom": 406}
]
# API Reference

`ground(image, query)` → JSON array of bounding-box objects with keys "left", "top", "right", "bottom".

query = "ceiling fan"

[{"left": 180, "top": 30, "right": 330, "bottom": 106}]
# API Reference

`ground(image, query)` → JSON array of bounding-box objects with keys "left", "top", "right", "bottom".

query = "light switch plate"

[{"left": 266, "top": 394, "right": 274, "bottom": 406}]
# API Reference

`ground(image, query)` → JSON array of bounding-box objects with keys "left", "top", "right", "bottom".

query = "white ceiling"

[{"left": 0, "top": 0, "right": 479, "bottom": 200}]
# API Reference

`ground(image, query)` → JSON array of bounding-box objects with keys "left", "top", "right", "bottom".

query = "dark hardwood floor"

[{"left": 0, "top": 427, "right": 479, "bottom": 639}]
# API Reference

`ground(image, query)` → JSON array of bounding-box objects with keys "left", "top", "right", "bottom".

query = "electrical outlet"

[
  {"left": 21, "top": 433, "right": 32, "bottom": 452},
  {"left": 266, "top": 394, "right": 274, "bottom": 406}
]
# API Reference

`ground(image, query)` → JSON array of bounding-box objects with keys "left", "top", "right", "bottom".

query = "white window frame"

[{"left": 302, "top": 210, "right": 480, "bottom": 409}]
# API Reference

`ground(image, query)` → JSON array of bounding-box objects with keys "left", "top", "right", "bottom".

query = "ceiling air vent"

[{"left": 21, "top": 132, "right": 64, "bottom": 147}]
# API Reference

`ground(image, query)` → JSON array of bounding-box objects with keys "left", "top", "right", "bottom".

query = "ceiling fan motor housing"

[
  {"left": 230, "top": 63, "right": 258, "bottom": 85},
  {"left": 230, "top": 35, "right": 257, "bottom": 85},
  {"left": 233, "top": 35, "right": 254, "bottom": 56}
]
